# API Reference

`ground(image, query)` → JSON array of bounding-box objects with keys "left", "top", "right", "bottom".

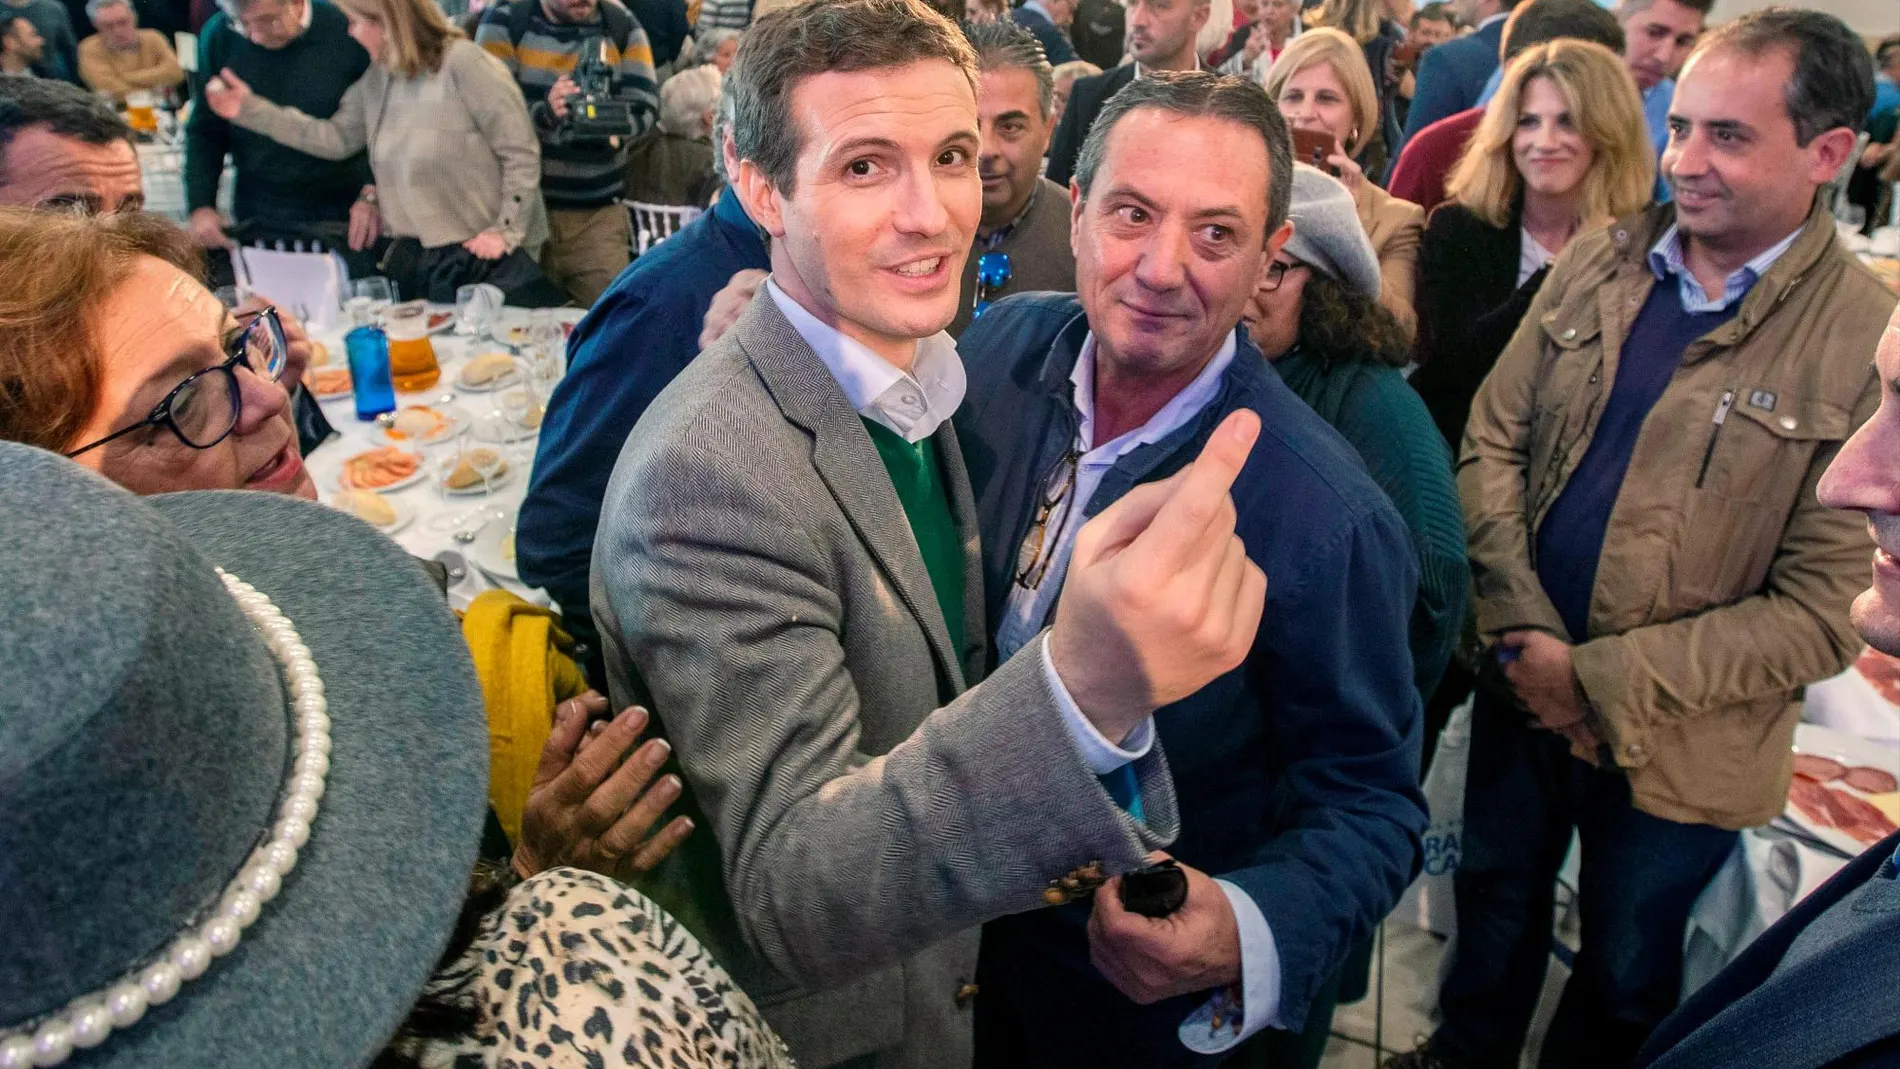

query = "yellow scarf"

[{"left": 460, "top": 590, "right": 589, "bottom": 843}]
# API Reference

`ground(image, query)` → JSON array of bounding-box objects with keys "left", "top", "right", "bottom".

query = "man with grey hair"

[
  {"left": 947, "top": 18, "right": 1072, "bottom": 336},
  {"left": 591, "top": 1, "right": 1271, "bottom": 1065},
  {"left": 621, "top": 60, "right": 717, "bottom": 204},
  {"left": 76, "top": 0, "right": 182, "bottom": 100},
  {"left": 184, "top": 0, "right": 372, "bottom": 276},
  {"left": 957, "top": 68, "right": 1425, "bottom": 1067}
]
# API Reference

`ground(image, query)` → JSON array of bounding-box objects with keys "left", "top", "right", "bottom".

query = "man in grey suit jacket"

[{"left": 590, "top": 1, "right": 1270, "bottom": 1066}]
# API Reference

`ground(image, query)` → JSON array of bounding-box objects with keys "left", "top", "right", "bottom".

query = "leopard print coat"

[{"left": 416, "top": 867, "right": 797, "bottom": 1068}]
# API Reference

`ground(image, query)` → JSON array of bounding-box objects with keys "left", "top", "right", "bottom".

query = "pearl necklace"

[{"left": 0, "top": 570, "right": 332, "bottom": 1069}]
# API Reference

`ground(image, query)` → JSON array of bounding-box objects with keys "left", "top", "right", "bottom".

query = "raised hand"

[
  {"left": 513, "top": 692, "right": 694, "bottom": 883},
  {"left": 1048, "top": 409, "right": 1268, "bottom": 744},
  {"left": 203, "top": 68, "right": 252, "bottom": 121}
]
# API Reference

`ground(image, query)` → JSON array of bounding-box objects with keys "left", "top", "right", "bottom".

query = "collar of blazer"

[
  {"left": 1642, "top": 833, "right": 1900, "bottom": 1069},
  {"left": 724, "top": 288, "right": 986, "bottom": 694}
]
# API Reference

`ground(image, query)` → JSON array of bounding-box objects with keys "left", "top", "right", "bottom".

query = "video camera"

[{"left": 564, "top": 34, "right": 635, "bottom": 141}]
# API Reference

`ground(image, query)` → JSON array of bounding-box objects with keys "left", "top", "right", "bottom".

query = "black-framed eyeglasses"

[
  {"left": 973, "top": 250, "right": 1014, "bottom": 320},
  {"left": 65, "top": 306, "right": 289, "bottom": 460},
  {"left": 1014, "top": 446, "right": 1082, "bottom": 590},
  {"left": 1260, "top": 260, "right": 1293, "bottom": 293}
]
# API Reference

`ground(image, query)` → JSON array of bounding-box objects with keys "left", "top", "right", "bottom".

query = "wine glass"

[
  {"left": 353, "top": 277, "right": 397, "bottom": 324},
  {"left": 455, "top": 283, "right": 502, "bottom": 340}
]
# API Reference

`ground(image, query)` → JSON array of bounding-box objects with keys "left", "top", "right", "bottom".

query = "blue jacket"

[
  {"left": 955, "top": 294, "right": 1427, "bottom": 1061},
  {"left": 518, "top": 191, "right": 770, "bottom": 620},
  {"left": 1399, "top": 16, "right": 1505, "bottom": 150},
  {"left": 1011, "top": 4, "right": 1079, "bottom": 64}
]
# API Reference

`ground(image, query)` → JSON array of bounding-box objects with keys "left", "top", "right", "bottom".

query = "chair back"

[{"left": 623, "top": 200, "right": 703, "bottom": 257}]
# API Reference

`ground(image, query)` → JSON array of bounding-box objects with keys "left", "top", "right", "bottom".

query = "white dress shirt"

[
  {"left": 985, "top": 326, "right": 1285, "bottom": 1052},
  {"left": 763, "top": 279, "right": 1138, "bottom": 775}
]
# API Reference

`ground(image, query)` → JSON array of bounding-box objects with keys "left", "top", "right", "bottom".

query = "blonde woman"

[
  {"left": 203, "top": 0, "right": 544, "bottom": 291},
  {"left": 1410, "top": 38, "right": 1653, "bottom": 447},
  {"left": 1305, "top": 0, "right": 1402, "bottom": 163},
  {"left": 1265, "top": 26, "right": 1424, "bottom": 334}
]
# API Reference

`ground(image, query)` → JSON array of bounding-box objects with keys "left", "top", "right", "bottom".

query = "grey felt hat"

[
  {"left": 1282, "top": 163, "right": 1384, "bottom": 300},
  {"left": 0, "top": 443, "right": 488, "bottom": 1068}
]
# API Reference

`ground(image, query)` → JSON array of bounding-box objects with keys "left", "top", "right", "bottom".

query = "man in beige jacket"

[
  {"left": 76, "top": 0, "right": 182, "bottom": 101},
  {"left": 1395, "top": 10, "right": 1900, "bottom": 1069}
]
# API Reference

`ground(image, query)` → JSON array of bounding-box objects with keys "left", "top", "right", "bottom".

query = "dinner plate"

[
  {"left": 456, "top": 362, "right": 523, "bottom": 393},
  {"left": 1776, "top": 723, "right": 1900, "bottom": 856},
  {"left": 307, "top": 368, "right": 353, "bottom": 400},
  {"left": 326, "top": 491, "right": 414, "bottom": 536},
  {"left": 336, "top": 448, "right": 428, "bottom": 493},
  {"left": 470, "top": 514, "right": 519, "bottom": 582},
  {"left": 440, "top": 460, "right": 515, "bottom": 496},
  {"left": 376, "top": 403, "right": 471, "bottom": 446}
]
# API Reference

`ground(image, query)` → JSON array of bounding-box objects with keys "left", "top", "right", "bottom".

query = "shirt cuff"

[
  {"left": 1039, "top": 632, "right": 1155, "bottom": 775},
  {"left": 1179, "top": 879, "right": 1282, "bottom": 1054}
]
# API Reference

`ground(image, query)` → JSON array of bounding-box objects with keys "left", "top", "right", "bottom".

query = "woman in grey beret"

[
  {"left": 1245, "top": 164, "right": 1468, "bottom": 703},
  {"left": 0, "top": 442, "right": 794, "bottom": 1069}
]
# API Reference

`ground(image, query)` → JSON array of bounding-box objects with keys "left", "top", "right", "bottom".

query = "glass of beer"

[
  {"left": 125, "top": 90, "right": 159, "bottom": 136},
  {"left": 383, "top": 301, "right": 441, "bottom": 393}
]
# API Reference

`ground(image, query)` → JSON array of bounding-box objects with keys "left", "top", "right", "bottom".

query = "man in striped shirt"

[{"left": 479, "top": 0, "right": 658, "bottom": 305}]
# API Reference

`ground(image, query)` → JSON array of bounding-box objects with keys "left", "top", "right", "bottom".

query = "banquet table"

[{"left": 301, "top": 306, "right": 586, "bottom": 613}]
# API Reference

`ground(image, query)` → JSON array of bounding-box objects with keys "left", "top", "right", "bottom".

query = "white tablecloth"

[{"left": 302, "top": 307, "right": 584, "bottom": 612}]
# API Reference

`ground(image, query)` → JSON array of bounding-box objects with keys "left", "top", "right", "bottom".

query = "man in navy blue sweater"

[
  {"left": 956, "top": 71, "right": 1425, "bottom": 1066},
  {"left": 518, "top": 141, "right": 768, "bottom": 665}
]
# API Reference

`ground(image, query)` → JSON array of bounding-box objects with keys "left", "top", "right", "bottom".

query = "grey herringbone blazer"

[{"left": 590, "top": 289, "right": 1179, "bottom": 1068}]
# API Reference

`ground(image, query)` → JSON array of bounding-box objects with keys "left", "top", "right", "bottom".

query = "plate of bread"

[
  {"left": 329, "top": 489, "right": 413, "bottom": 534},
  {"left": 457, "top": 352, "right": 521, "bottom": 392},
  {"left": 440, "top": 447, "right": 512, "bottom": 495}
]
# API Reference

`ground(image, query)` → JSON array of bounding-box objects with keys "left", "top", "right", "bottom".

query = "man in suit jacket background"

[
  {"left": 1631, "top": 305, "right": 1900, "bottom": 1069},
  {"left": 591, "top": 1, "right": 1269, "bottom": 1066},
  {"left": 1397, "top": 0, "right": 1518, "bottom": 150},
  {"left": 958, "top": 72, "right": 1427, "bottom": 1066},
  {"left": 1010, "top": 0, "right": 1077, "bottom": 64},
  {"left": 1045, "top": 0, "right": 1207, "bottom": 186}
]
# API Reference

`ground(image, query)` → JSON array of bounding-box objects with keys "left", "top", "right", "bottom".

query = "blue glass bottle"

[{"left": 346, "top": 324, "right": 397, "bottom": 421}]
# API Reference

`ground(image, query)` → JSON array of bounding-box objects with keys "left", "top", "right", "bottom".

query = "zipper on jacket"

[{"left": 1694, "top": 389, "right": 1736, "bottom": 489}]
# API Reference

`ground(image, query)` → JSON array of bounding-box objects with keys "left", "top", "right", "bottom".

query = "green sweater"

[
  {"left": 861, "top": 419, "right": 966, "bottom": 654},
  {"left": 1272, "top": 348, "right": 1469, "bottom": 698}
]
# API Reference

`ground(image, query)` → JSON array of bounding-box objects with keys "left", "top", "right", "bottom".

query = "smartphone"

[
  {"left": 1290, "top": 127, "right": 1339, "bottom": 176},
  {"left": 1393, "top": 41, "right": 1424, "bottom": 73}
]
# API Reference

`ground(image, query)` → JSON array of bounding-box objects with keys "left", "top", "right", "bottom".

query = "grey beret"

[{"left": 1281, "top": 163, "right": 1383, "bottom": 300}]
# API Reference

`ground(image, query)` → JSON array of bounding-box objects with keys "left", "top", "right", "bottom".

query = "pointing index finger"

[{"left": 1129, "top": 409, "right": 1260, "bottom": 571}]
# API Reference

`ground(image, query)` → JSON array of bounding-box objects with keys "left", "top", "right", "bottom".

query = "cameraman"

[{"left": 478, "top": 0, "right": 658, "bottom": 305}]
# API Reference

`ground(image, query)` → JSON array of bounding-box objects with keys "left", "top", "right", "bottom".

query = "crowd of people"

[{"left": 3, "top": 0, "right": 1900, "bottom": 1066}]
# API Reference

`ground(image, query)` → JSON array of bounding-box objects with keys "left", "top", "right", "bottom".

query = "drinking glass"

[
  {"left": 352, "top": 277, "right": 397, "bottom": 322},
  {"left": 455, "top": 283, "right": 503, "bottom": 340}
]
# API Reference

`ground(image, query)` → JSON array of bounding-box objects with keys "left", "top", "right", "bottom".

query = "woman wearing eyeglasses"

[
  {"left": 0, "top": 208, "right": 316, "bottom": 499},
  {"left": 1243, "top": 165, "right": 1465, "bottom": 704}
]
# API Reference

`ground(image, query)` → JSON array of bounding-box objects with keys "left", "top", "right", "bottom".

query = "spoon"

[{"left": 431, "top": 549, "right": 469, "bottom": 583}]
